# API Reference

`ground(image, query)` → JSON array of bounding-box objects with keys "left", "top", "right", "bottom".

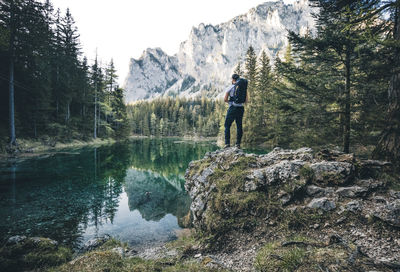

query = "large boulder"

[{"left": 184, "top": 147, "right": 362, "bottom": 237}]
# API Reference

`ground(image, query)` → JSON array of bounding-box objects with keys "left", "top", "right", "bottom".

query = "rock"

[
  {"left": 310, "top": 161, "right": 354, "bottom": 185},
  {"left": 263, "top": 160, "right": 307, "bottom": 185},
  {"left": 244, "top": 169, "right": 265, "bottom": 192},
  {"left": 182, "top": 146, "right": 399, "bottom": 271},
  {"left": 278, "top": 192, "right": 292, "bottom": 205},
  {"left": 345, "top": 200, "right": 362, "bottom": 213},
  {"left": 31, "top": 237, "right": 58, "bottom": 246},
  {"left": 372, "top": 196, "right": 387, "bottom": 203},
  {"left": 307, "top": 197, "right": 336, "bottom": 211},
  {"left": 373, "top": 199, "right": 400, "bottom": 227},
  {"left": 315, "top": 149, "right": 353, "bottom": 162},
  {"left": 1, "top": 236, "right": 72, "bottom": 271},
  {"left": 336, "top": 217, "right": 347, "bottom": 224},
  {"left": 6, "top": 235, "right": 27, "bottom": 245},
  {"left": 111, "top": 247, "right": 125, "bottom": 257},
  {"left": 390, "top": 190, "right": 400, "bottom": 199},
  {"left": 125, "top": 248, "right": 138, "bottom": 257},
  {"left": 81, "top": 234, "right": 111, "bottom": 252},
  {"left": 258, "top": 147, "right": 313, "bottom": 166},
  {"left": 358, "top": 160, "right": 391, "bottom": 179},
  {"left": 336, "top": 186, "right": 368, "bottom": 198},
  {"left": 306, "top": 185, "right": 334, "bottom": 197}
]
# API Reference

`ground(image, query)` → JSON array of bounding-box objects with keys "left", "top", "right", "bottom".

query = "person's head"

[{"left": 232, "top": 74, "right": 239, "bottom": 84}]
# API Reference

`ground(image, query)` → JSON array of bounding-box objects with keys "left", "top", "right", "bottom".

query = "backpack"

[{"left": 233, "top": 78, "right": 248, "bottom": 104}]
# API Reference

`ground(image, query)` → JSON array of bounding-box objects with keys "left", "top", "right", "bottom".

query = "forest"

[
  {"left": 127, "top": 97, "right": 224, "bottom": 137},
  {"left": 0, "top": 0, "right": 129, "bottom": 152}
]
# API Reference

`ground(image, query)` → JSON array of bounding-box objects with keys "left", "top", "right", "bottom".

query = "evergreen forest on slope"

[{"left": 0, "top": 0, "right": 130, "bottom": 152}]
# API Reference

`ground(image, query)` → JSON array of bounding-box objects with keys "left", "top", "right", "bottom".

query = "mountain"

[{"left": 123, "top": 0, "right": 316, "bottom": 103}]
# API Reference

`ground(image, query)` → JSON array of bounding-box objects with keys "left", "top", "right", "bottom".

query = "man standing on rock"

[{"left": 224, "top": 74, "right": 248, "bottom": 149}]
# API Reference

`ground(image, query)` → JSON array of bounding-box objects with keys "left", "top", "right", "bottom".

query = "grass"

[
  {"left": 48, "top": 251, "right": 228, "bottom": 272},
  {"left": 299, "top": 164, "right": 314, "bottom": 182},
  {"left": 254, "top": 242, "right": 306, "bottom": 272}
]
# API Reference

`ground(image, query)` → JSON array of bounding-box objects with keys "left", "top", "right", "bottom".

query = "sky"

[{"left": 50, "top": 0, "right": 295, "bottom": 85}]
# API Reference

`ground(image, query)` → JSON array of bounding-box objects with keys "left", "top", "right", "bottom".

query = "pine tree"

[
  {"left": 105, "top": 59, "right": 118, "bottom": 103},
  {"left": 91, "top": 55, "right": 100, "bottom": 139},
  {"left": 288, "top": 0, "right": 382, "bottom": 153},
  {"left": 374, "top": 0, "right": 400, "bottom": 164},
  {"left": 256, "top": 51, "right": 272, "bottom": 135},
  {"left": 242, "top": 46, "right": 258, "bottom": 144},
  {"left": 234, "top": 61, "right": 243, "bottom": 76}
]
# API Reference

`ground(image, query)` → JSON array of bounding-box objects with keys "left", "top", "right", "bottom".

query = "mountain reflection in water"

[{"left": 0, "top": 138, "right": 217, "bottom": 248}]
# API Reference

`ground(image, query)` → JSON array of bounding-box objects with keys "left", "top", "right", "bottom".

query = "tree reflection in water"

[{"left": 0, "top": 139, "right": 217, "bottom": 248}]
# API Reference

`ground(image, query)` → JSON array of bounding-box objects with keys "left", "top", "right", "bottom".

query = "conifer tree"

[
  {"left": 234, "top": 61, "right": 243, "bottom": 76},
  {"left": 105, "top": 59, "right": 118, "bottom": 102},
  {"left": 256, "top": 51, "right": 272, "bottom": 130},
  {"left": 242, "top": 46, "right": 258, "bottom": 143},
  {"left": 288, "top": 0, "right": 381, "bottom": 153},
  {"left": 373, "top": 0, "right": 400, "bottom": 164}
]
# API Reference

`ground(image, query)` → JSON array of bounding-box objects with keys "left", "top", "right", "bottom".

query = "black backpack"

[{"left": 233, "top": 78, "right": 248, "bottom": 104}]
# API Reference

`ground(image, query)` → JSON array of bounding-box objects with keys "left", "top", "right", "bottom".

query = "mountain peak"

[{"left": 123, "top": 0, "right": 316, "bottom": 103}]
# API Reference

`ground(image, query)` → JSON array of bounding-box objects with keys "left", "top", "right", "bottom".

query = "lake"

[{"left": 0, "top": 138, "right": 218, "bottom": 250}]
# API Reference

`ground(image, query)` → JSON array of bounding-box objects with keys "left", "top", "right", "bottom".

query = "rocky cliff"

[
  {"left": 184, "top": 147, "right": 400, "bottom": 271},
  {"left": 123, "top": 0, "right": 316, "bottom": 102}
]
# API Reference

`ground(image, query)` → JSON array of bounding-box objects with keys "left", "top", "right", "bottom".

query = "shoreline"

[
  {"left": 0, "top": 138, "right": 117, "bottom": 161},
  {"left": 0, "top": 136, "right": 218, "bottom": 161}
]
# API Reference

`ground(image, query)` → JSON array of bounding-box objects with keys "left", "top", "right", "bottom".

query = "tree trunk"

[
  {"left": 373, "top": 3, "right": 400, "bottom": 164},
  {"left": 8, "top": 0, "right": 16, "bottom": 146},
  {"left": 65, "top": 101, "right": 70, "bottom": 122},
  {"left": 343, "top": 49, "right": 351, "bottom": 153},
  {"left": 98, "top": 100, "right": 101, "bottom": 137},
  {"left": 94, "top": 88, "right": 97, "bottom": 139},
  {"left": 56, "top": 98, "right": 59, "bottom": 120}
]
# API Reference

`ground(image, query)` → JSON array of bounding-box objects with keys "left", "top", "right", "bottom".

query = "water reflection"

[
  {"left": 124, "top": 169, "right": 190, "bottom": 222},
  {"left": 0, "top": 138, "right": 217, "bottom": 248}
]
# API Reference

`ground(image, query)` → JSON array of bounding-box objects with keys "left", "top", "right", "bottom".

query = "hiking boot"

[
  {"left": 235, "top": 144, "right": 241, "bottom": 149},
  {"left": 224, "top": 144, "right": 230, "bottom": 148}
]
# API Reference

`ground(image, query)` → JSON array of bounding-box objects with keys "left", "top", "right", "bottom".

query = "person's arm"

[
  {"left": 224, "top": 85, "right": 234, "bottom": 103},
  {"left": 224, "top": 91, "right": 229, "bottom": 103},
  {"left": 245, "top": 91, "right": 249, "bottom": 103}
]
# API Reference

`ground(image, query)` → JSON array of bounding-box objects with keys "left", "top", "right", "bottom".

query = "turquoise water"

[{"left": 0, "top": 139, "right": 218, "bottom": 249}]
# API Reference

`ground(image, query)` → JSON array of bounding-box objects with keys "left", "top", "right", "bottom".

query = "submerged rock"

[{"left": 6, "top": 235, "right": 27, "bottom": 245}]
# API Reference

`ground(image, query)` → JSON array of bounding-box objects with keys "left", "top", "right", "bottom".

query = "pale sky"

[{"left": 50, "top": 0, "right": 295, "bottom": 85}]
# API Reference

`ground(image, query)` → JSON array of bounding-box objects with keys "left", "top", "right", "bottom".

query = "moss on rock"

[{"left": 0, "top": 237, "right": 72, "bottom": 272}]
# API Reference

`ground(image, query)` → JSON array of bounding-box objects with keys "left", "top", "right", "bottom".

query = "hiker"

[{"left": 224, "top": 74, "right": 248, "bottom": 149}]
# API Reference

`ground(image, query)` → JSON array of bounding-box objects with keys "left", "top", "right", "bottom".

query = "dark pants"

[{"left": 224, "top": 106, "right": 244, "bottom": 146}]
